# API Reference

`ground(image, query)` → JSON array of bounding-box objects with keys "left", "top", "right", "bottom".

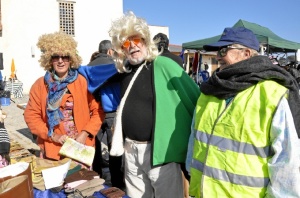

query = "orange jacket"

[{"left": 24, "top": 74, "right": 104, "bottom": 160}]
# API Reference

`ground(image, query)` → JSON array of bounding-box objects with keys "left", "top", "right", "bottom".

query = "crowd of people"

[{"left": 6, "top": 10, "right": 298, "bottom": 198}]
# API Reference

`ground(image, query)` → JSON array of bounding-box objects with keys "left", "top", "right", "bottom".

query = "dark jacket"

[
  {"left": 88, "top": 53, "right": 114, "bottom": 66},
  {"left": 160, "top": 49, "right": 183, "bottom": 68}
]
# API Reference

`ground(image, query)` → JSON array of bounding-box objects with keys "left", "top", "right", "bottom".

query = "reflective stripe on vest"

[
  {"left": 191, "top": 158, "right": 270, "bottom": 187},
  {"left": 189, "top": 80, "right": 288, "bottom": 198},
  {"left": 195, "top": 130, "right": 273, "bottom": 158}
]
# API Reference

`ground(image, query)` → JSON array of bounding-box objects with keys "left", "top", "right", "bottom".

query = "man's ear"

[
  {"left": 243, "top": 48, "right": 252, "bottom": 58},
  {"left": 108, "top": 49, "right": 114, "bottom": 57}
]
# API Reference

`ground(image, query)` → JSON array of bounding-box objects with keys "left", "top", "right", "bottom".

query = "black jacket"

[
  {"left": 88, "top": 53, "right": 114, "bottom": 66},
  {"left": 160, "top": 49, "right": 183, "bottom": 68}
]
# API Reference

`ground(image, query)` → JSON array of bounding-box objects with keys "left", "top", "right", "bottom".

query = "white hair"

[{"left": 109, "top": 11, "right": 159, "bottom": 72}]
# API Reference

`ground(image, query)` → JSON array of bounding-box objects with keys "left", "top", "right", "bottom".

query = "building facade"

[{"left": 0, "top": 0, "right": 123, "bottom": 93}]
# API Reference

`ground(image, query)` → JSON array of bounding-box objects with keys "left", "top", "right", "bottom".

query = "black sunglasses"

[
  {"left": 218, "top": 46, "right": 245, "bottom": 57},
  {"left": 51, "top": 55, "right": 70, "bottom": 62}
]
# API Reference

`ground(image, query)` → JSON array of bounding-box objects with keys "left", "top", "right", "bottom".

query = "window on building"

[{"left": 59, "top": 1, "right": 75, "bottom": 36}]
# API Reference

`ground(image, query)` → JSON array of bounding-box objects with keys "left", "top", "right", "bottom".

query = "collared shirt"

[{"left": 186, "top": 97, "right": 300, "bottom": 197}]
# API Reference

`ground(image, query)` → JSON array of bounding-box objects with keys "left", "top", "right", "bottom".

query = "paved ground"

[{"left": 2, "top": 94, "right": 40, "bottom": 152}]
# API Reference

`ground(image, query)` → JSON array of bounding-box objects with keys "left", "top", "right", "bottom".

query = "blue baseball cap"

[{"left": 203, "top": 27, "right": 260, "bottom": 51}]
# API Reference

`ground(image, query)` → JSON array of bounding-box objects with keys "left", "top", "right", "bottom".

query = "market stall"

[
  {"left": 182, "top": 19, "right": 300, "bottom": 54},
  {"left": 0, "top": 134, "right": 128, "bottom": 198}
]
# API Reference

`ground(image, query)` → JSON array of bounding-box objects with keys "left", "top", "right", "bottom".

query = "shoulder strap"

[{"left": 110, "top": 61, "right": 146, "bottom": 156}]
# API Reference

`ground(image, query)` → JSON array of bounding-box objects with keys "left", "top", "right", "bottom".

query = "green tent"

[{"left": 182, "top": 19, "right": 300, "bottom": 53}]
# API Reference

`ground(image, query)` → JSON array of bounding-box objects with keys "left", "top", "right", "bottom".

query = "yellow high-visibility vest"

[{"left": 190, "top": 80, "right": 287, "bottom": 198}]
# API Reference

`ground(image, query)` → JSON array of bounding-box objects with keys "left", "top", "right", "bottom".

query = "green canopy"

[{"left": 182, "top": 19, "right": 300, "bottom": 53}]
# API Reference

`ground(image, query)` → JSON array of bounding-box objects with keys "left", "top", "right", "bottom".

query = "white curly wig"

[
  {"left": 37, "top": 31, "right": 82, "bottom": 71},
  {"left": 109, "top": 11, "right": 159, "bottom": 72}
]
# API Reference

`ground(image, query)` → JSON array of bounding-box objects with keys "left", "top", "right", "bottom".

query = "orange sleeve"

[
  {"left": 82, "top": 91, "right": 105, "bottom": 137},
  {"left": 24, "top": 78, "right": 50, "bottom": 140}
]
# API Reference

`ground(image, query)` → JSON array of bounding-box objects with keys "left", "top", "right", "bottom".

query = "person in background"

[
  {"left": 280, "top": 62, "right": 300, "bottom": 85},
  {"left": 153, "top": 32, "right": 190, "bottom": 197},
  {"left": 186, "top": 27, "right": 300, "bottom": 197},
  {"left": 107, "top": 11, "right": 200, "bottom": 198},
  {"left": 153, "top": 32, "right": 184, "bottom": 68},
  {"left": 88, "top": 40, "right": 125, "bottom": 189},
  {"left": 199, "top": 62, "right": 210, "bottom": 84},
  {"left": 89, "top": 40, "right": 115, "bottom": 66},
  {"left": 89, "top": 51, "right": 100, "bottom": 63},
  {"left": 24, "top": 32, "right": 104, "bottom": 167},
  {"left": 269, "top": 56, "right": 300, "bottom": 85},
  {"left": 203, "top": 62, "right": 209, "bottom": 71}
]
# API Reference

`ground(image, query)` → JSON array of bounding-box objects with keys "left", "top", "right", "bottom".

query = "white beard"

[
  {"left": 127, "top": 47, "right": 147, "bottom": 65},
  {"left": 128, "top": 56, "right": 145, "bottom": 65}
]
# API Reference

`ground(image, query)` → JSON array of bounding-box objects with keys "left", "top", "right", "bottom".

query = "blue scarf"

[{"left": 45, "top": 69, "right": 78, "bottom": 137}]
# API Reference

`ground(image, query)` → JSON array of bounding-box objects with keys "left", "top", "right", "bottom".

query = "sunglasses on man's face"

[
  {"left": 217, "top": 46, "right": 244, "bottom": 57},
  {"left": 122, "top": 37, "right": 142, "bottom": 48},
  {"left": 51, "top": 55, "right": 70, "bottom": 62}
]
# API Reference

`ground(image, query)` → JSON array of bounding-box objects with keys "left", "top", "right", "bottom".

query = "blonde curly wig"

[
  {"left": 109, "top": 11, "right": 159, "bottom": 72},
  {"left": 36, "top": 31, "right": 82, "bottom": 71}
]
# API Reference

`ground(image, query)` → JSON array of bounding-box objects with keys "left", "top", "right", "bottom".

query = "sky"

[{"left": 123, "top": 0, "right": 300, "bottom": 46}]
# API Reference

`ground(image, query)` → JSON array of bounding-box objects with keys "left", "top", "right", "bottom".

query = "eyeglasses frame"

[
  {"left": 122, "top": 37, "right": 142, "bottom": 49},
  {"left": 51, "top": 55, "right": 71, "bottom": 63},
  {"left": 218, "top": 46, "right": 245, "bottom": 57}
]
